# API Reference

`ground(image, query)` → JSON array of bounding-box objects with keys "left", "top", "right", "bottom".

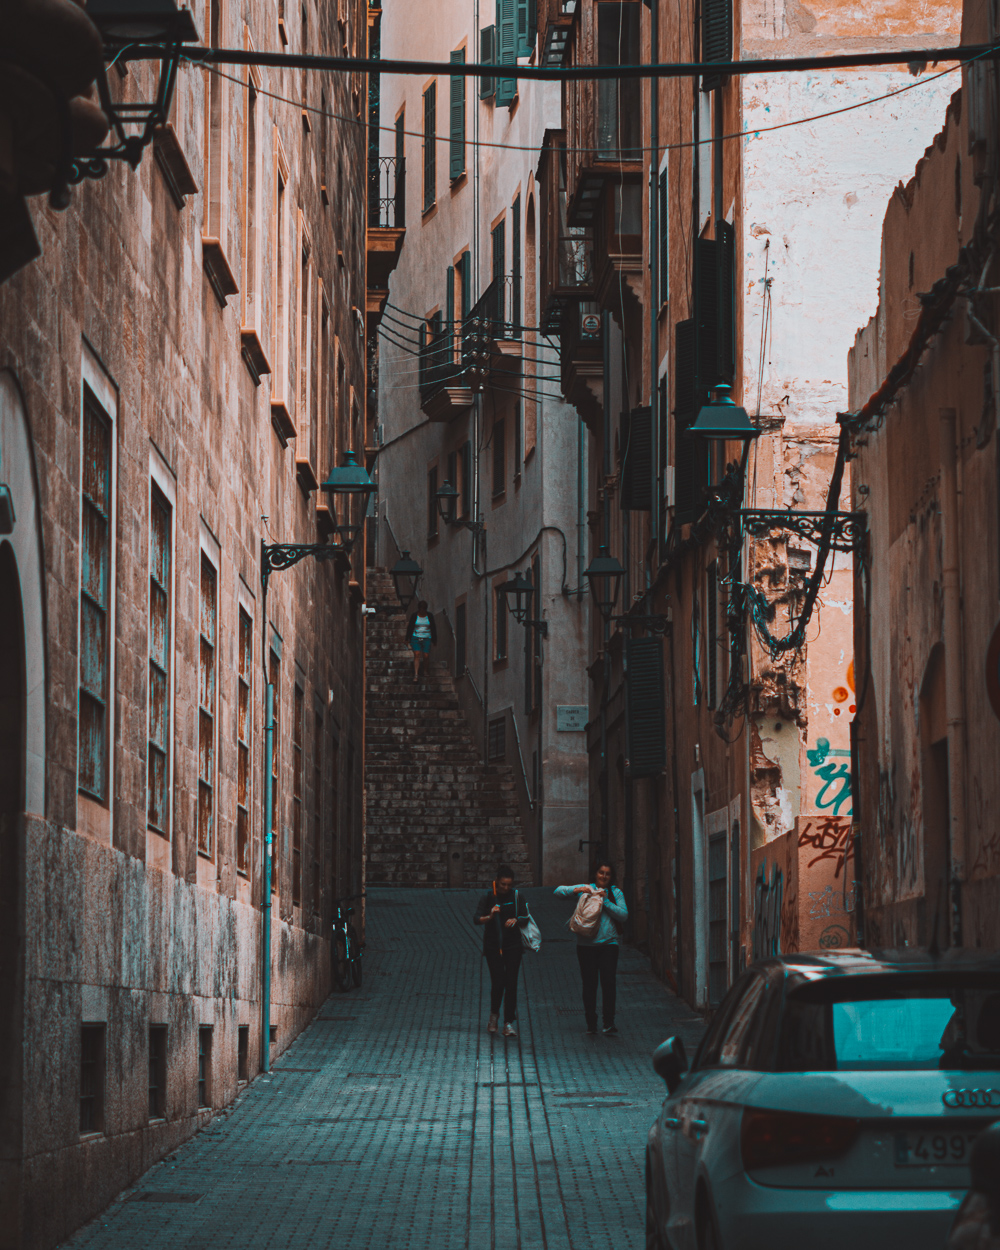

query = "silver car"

[{"left": 645, "top": 951, "right": 1000, "bottom": 1250}]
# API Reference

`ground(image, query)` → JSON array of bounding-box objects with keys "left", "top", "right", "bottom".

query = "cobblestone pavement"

[{"left": 64, "top": 888, "right": 704, "bottom": 1250}]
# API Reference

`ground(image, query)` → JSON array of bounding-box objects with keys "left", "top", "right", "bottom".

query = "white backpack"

[
  {"left": 568, "top": 889, "right": 604, "bottom": 938},
  {"left": 515, "top": 890, "right": 543, "bottom": 952}
]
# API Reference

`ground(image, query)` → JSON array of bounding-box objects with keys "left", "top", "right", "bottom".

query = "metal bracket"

[
  {"left": 740, "top": 509, "right": 867, "bottom": 553},
  {"left": 261, "top": 540, "right": 343, "bottom": 593}
]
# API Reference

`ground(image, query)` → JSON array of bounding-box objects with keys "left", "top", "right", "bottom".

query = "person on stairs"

[
  {"left": 473, "top": 865, "right": 529, "bottom": 1038},
  {"left": 554, "top": 860, "right": 628, "bottom": 1036},
  {"left": 405, "top": 599, "right": 437, "bottom": 683}
]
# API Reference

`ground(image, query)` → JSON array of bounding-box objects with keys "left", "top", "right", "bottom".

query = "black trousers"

[
  {"left": 485, "top": 945, "right": 523, "bottom": 1023},
  {"left": 577, "top": 944, "right": 619, "bottom": 1028}
]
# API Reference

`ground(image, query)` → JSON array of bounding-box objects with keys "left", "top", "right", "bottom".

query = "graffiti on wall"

[
  {"left": 806, "top": 737, "right": 853, "bottom": 815},
  {"left": 752, "top": 863, "right": 783, "bottom": 961},
  {"left": 798, "top": 815, "right": 853, "bottom": 877}
]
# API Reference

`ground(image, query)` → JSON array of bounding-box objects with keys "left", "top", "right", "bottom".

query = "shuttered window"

[
  {"left": 596, "top": 4, "right": 641, "bottom": 158},
  {"left": 625, "top": 636, "right": 666, "bottom": 777},
  {"left": 197, "top": 555, "right": 217, "bottom": 856},
  {"left": 701, "top": 0, "right": 732, "bottom": 89},
  {"left": 292, "top": 684, "right": 303, "bottom": 906},
  {"left": 619, "top": 406, "right": 652, "bottom": 511},
  {"left": 492, "top": 417, "right": 506, "bottom": 496},
  {"left": 706, "top": 560, "right": 718, "bottom": 709},
  {"left": 449, "top": 50, "right": 466, "bottom": 179},
  {"left": 459, "top": 251, "right": 472, "bottom": 318},
  {"left": 394, "top": 111, "right": 406, "bottom": 225},
  {"left": 269, "top": 648, "right": 280, "bottom": 891},
  {"left": 495, "top": 0, "right": 516, "bottom": 106},
  {"left": 673, "top": 319, "right": 709, "bottom": 524},
  {"left": 511, "top": 194, "right": 521, "bottom": 336},
  {"left": 79, "top": 390, "right": 113, "bottom": 801},
  {"left": 516, "top": 0, "right": 536, "bottom": 56},
  {"left": 148, "top": 485, "right": 172, "bottom": 832},
  {"left": 422, "top": 82, "right": 436, "bottom": 211},
  {"left": 658, "top": 166, "right": 669, "bottom": 303},
  {"left": 236, "top": 607, "right": 251, "bottom": 875},
  {"left": 479, "top": 25, "right": 495, "bottom": 99}
]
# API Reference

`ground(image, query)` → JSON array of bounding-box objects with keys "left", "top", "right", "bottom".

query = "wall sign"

[{"left": 556, "top": 704, "right": 588, "bottom": 732}]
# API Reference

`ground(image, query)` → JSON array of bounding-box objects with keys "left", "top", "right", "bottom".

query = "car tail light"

[{"left": 741, "top": 1109, "right": 861, "bottom": 1171}]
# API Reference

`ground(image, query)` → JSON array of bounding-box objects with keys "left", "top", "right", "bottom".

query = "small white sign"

[{"left": 557, "top": 705, "right": 588, "bottom": 732}]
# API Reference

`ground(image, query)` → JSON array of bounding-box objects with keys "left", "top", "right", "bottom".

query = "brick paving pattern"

[{"left": 63, "top": 888, "right": 703, "bottom": 1250}]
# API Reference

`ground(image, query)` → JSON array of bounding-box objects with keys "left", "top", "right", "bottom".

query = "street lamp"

[
  {"left": 389, "top": 551, "right": 423, "bottom": 611},
  {"left": 687, "top": 383, "right": 760, "bottom": 442},
  {"left": 434, "top": 479, "right": 460, "bottom": 525},
  {"left": 320, "top": 449, "right": 377, "bottom": 554},
  {"left": 583, "top": 546, "right": 625, "bottom": 624},
  {"left": 498, "top": 569, "right": 548, "bottom": 635},
  {"left": 55, "top": 0, "right": 199, "bottom": 204}
]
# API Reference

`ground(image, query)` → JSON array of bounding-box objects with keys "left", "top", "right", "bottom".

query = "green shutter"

[
  {"left": 423, "top": 82, "right": 436, "bottom": 211},
  {"left": 694, "top": 235, "right": 719, "bottom": 395},
  {"left": 479, "top": 26, "right": 495, "bottom": 99},
  {"left": 658, "top": 167, "right": 668, "bottom": 302},
  {"left": 496, "top": 0, "right": 516, "bottom": 106},
  {"left": 717, "top": 220, "right": 735, "bottom": 385},
  {"left": 449, "top": 49, "right": 466, "bottom": 180},
  {"left": 619, "top": 407, "right": 652, "bottom": 512},
  {"left": 674, "top": 318, "right": 709, "bottom": 523},
  {"left": 460, "top": 250, "right": 471, "bottom": 318},
  {"left": 701, "top": 0, "right": 732, "bottom": 89},
  {"left": 625, "top": 636, "right": 666, "bottom": 777},
  {"left": 446, "top": 265, "right": 455, "bottom": 327},
  {"left": 516, "top": 0, "right": 536, "bottom": 56}
]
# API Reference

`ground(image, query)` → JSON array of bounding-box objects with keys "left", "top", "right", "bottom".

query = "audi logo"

[{"left": 942, "top": 1089, "right": 1000, "bottom": 1109}]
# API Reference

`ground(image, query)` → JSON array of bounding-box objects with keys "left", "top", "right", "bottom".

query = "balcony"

[
  {"left": 541, "top": 229, "right": 594, "bottom": 332},
  {"left": 366, "top": 155, "right": 405, "bottom": 325},
  {"left": 419, "top": 322, "right": 473, "bottom": 421}
]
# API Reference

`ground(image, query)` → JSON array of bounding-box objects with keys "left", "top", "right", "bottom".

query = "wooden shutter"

[
  {"left": 496, "top": 0, "right": 516, "bottom": 106},
  {"left": 658, "top": 167, "right": 668, "bottom": 302},
  {"left": 394, "top": 112, "right": 406, "bottom": 226},
  {"left": 479, "top": 26, "right": 495, "bottom": 99},
  {"left": 446, "top": 265, "right": 455, "bottom": 326},
  {"left": 625, "top": 636, "right": 666, "bottom": 777},
  {"left": 717, "top": 220, "right": 735, "bottom": 385},
  {"left": 511, "top": 194, "right": 521, "bottom": 333},
  {"left": 701, "top": 0, "right": 732, "bottom": 88},
  {"left": 460, "top": 251, "right": 471, "bottom": 318},
  {"left": 423, "top": 82, "right": 436, "bottom": 211},
  {"left": 516, "top": 0, "right": 535, "bottom": 56},
  {"left": 694, "top": 236, "right": 718, "bottom": 394},
  {"left": 449, "top": 50, "right": 466, "bottom": 180},
  {"left": 673, "top": 318, "right": 708, "bottom": 523},
  {"left": 619, "top": 406, "right": 652, "bottom": 511}
]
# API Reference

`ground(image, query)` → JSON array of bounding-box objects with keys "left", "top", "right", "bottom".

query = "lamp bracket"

[
  {"left": 261, "top": 540, "right": 344, "bottom": 593},
  {"left": 740, "top": 509, "right": 867, "bottom": 553},
  {"left": 610, "top": 613, "right": 670, "bottom": 636}
]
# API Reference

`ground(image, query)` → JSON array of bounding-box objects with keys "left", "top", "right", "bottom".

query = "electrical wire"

[{"left": 185, "top": 49, "right": 974, "bottom": 161}]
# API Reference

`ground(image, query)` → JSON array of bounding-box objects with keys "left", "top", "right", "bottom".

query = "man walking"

[{"left": 473, "top": 866, "right": 529, "bottom": 1037}]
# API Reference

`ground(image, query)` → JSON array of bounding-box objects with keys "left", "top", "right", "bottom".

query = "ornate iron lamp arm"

[{"left": 261, "top": 541, "right": 340, "bottom": 594}]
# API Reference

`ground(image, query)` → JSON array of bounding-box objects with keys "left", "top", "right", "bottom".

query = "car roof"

[{"left": 752, "top": 948, "right": 1000, "bottom": 992}]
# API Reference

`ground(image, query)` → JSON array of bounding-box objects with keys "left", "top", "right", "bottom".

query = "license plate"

[{"left": 894, "top": 1130, "right": 978, "bottom": 1167}]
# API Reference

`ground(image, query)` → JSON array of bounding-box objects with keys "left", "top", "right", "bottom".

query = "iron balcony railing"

[
  {"left": 418, "top": 276, "right": 526, "bottom": 405},
  {"left": 368, "top": 155, "right": 405, "bottom": 228}
]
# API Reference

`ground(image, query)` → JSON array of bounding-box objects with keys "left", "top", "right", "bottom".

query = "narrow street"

[{"left": 63, "top": 890, "right": 703, "bottom": 1250}]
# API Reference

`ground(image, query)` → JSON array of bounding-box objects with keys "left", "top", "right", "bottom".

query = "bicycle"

[{"left": 332, "top": 893, "right": 365, "bottom": 992}]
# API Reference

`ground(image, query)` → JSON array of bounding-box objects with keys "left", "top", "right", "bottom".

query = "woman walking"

[
  {"left": 405, "top": 599, "right": 437, "bottom": 683},
  {"left": 473, "top": 864, "right": 529, "bottom": 1037},
  {"left": 555, "top": 860, "right": 628, "bottom": 1035}
]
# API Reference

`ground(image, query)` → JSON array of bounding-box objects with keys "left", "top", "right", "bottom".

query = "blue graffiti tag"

[{"left": 807, "top": 738, "right": 853, "bottom": 815}]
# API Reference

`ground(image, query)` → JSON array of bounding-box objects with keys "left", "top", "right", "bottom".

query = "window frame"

[
  {"left": 197, "top": 534, "right": 219, "bottom": 858},
  {"left": 423, "top": 80, "right": 437, "bottom": 213},
  {"left": 236, "top": 598, "right": 253, "bottom": 877},
  {"left": 148, "top": 449, "right": 177, "bottom": 838}
]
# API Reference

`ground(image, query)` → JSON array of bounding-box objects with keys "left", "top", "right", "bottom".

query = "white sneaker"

[
  {"left": 487, "top": 1014, "right": 499, "bottom": 1033},
  {"left": 502, "top": 1022, "right": 517, "bottom": 1038}
]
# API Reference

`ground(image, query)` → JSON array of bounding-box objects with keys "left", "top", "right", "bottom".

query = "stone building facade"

[
  {"left": 848, "top": 0, "right": 1000, "bottom": 948},
  {"left": 0, "top": 0, "right": 368, "bottom": 1244}
]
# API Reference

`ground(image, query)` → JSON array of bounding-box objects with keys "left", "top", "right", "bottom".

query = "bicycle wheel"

[{"left": 334, "top": 935, "right": 352, "bottom": 992}]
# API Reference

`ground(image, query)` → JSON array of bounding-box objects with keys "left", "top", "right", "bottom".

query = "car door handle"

[{"left": 663, "top": 1117, "right": 681, "bottom": 1130}]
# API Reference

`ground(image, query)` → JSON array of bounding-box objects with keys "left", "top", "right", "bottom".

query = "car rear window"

[{"left": 776, "top": 975, "right": 1000, "bottom": 1072}]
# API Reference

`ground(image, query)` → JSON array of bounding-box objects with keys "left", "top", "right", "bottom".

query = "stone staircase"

[{"left": 364, "top": 569, "right": 532, "bottom": 887}]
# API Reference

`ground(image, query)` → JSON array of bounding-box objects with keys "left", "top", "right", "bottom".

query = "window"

[
  {"left": 457, "top": 250, "right": 471, "bottom": 320},
  {"left": 80, "top": 1025, "right": 105, "bottom": 1134},
  {"left": 242, "top": 65, "right": 264, "bottom": 356},
  {"left": 516, "top": 0, "right": 536, "bottom": 56},
  {"left": 292, "top": 684, "right": 303, "bottom": 906},
  {"left": 495, "top": 0, "right": 516, "bottom": 105},
  {"left": 511, "top": 194, "right": 521, "bottom": 335},
  {"left": 394, "top": 111, "right": 406, "bottom": 225},
  {"left": 492, "top": 417, "right": 506, "bottom": 496},
  {"left": 198, "top": 1027, "right": 213, "bottom": 1107},
  {"left": 491, "top": 217, "right": 506, "bottom": 288},
  {"left": 203, "top": 0, "right": 224, "bottom": 241},
  {"left": 513, "top": 400, "right": 522, "bottom": 480},
  {"left": 297, "top": 224, "right": 315, "bottom": 473},
  {"left": 269, "top": 649, "right": 280, "bottom": 891},
  {"left": 149, "top": 1025, "right": 167, "bottom": 1118},
  {"left": 238, "top": 1024, "right": 249, "bottom": 1081},
  {"left": 428, "top": 465, "right": 439, "bottom": 538},
  {"left": 488, "top": 716, "right": 506, "bottom": 760},
  {"left": 495, "top": 585, "right": 508, "bottom": 660},
  {"left": 658, "top": 163, "right": 669, "bottom": 304},
  {"left": 272, "top": 142, "right": 291, "bottom": 413},
  {"left": 79, "top": 389, "right": 113, "bottom": 802},
  {"left": 423, "top": 82, "right": 436, "bottom": 212},
  {"left": 455, "top": 601, "right": 466, "bottom": 674},
  {"left": 479, "top": 26, "right": 495, "bottom": 99},
  {"left": 148, "top": 485, "right": 172, "bottom": 833},
  {"left": 236, "top": 608, "right": 252, "bottom": 875},
  {"left": 198, "top": 556, "right": 217, "bottom": 855},
  {"left": 449, "top": 50, "right": 466, "bottom": 180},
  {"left": 597, "top": 4, "right": 641, "bottom": 159}
]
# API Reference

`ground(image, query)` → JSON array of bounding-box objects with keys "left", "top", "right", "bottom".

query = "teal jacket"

[{"left": 554, "top": 883, "right": 628, "bottom": 945}]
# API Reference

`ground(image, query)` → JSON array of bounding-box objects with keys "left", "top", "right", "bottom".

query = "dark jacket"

[
  {"left": 473, "top": 886, "right": 528, "bottom": 952},
  {"left": 406, "top": 610, "right": 437, "bottom": 645}
]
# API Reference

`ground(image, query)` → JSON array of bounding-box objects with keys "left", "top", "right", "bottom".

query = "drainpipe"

[
  {"left": 939, "top": 406, "right": 966, "bottom": 946},
  {"left": 600, "top": 311, "right": 611, "bottom": 848},
  {"left": 261, "top": 680, "right": 274, "bottom": 1072},
  {"left": 648, "top": 0, "right": 660, "bottom": 562}
]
